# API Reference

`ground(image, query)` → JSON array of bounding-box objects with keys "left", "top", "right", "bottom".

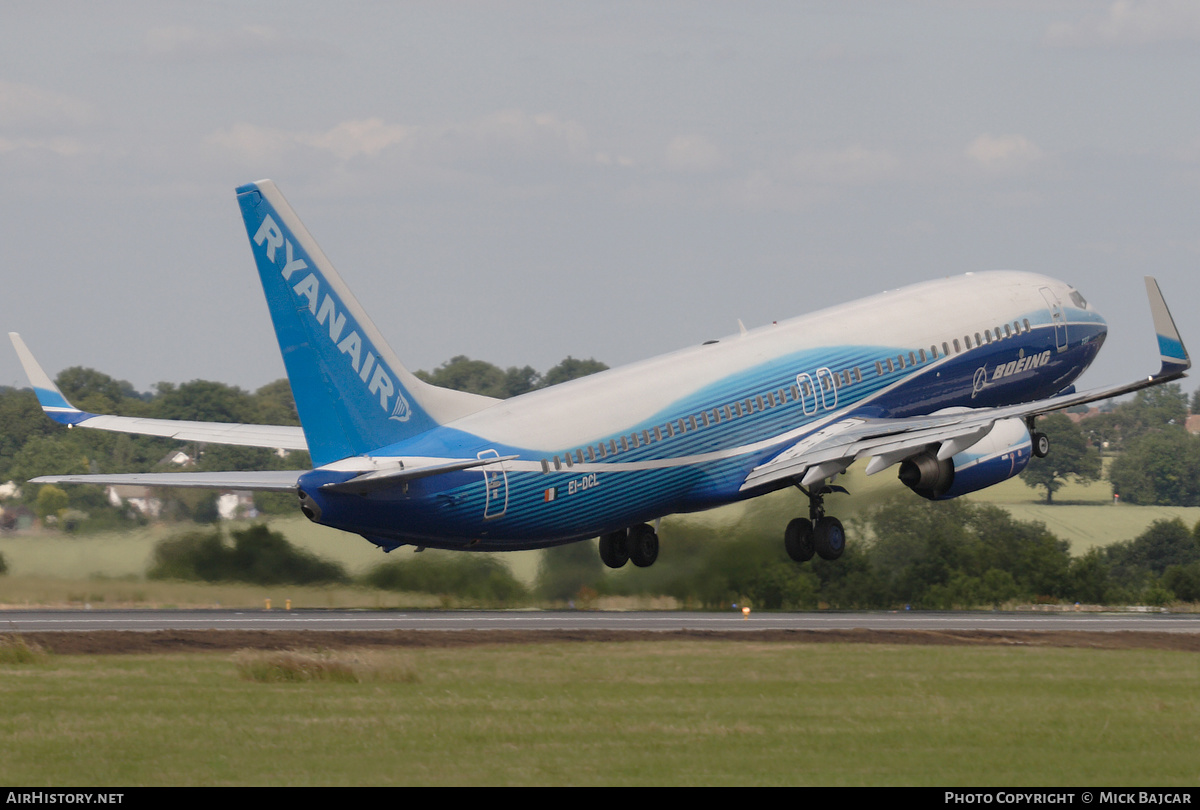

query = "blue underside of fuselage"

[{"left": 301, "top": 318, "right": 1106, "bottom": 551}]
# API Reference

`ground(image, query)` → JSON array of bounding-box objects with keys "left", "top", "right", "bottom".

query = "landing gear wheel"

[
  {"left": 813, "top": 516, "right": 845, "bottom": 561},
  {"left": 599, "top": 530, "right": 629, "bottom": 569},
  {"left": 1032, "top": 431, "right": 1050, "bottom": 459},
  {"left": 784, "top": 518, "right": 815, "bottom": 562},
  {"left": 628, "top": 523, "right": 659, "bottom": 568}
]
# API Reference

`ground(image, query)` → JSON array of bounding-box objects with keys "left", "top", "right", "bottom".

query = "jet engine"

[{"left": 898, "top": 418, "right": 1033, "bottom": 501}]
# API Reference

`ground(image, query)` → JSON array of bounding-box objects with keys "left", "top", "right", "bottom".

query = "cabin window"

[
  {"left": 1023, "top": 318, "right": 1031, "bottom": 332},
  {"left": 654, "top": 427, "right": 663, "bottom": 442},
  {"left": 575, "top": 450, "right": 584, "bottom": 464},
  {"left": 641, "top": 430, "right": 651, "bottom": 445},
  {"left": 609, "top": 440, "right": 618, "bottom": 455},
  {"left": 724, "top": 405, "right": 734, "bottom": 420},
  {"left": 853, "top": 367, "right": 862, "bottom": 383},
  {"left": 909, "top": 351, "right": 917, "bottom": 366},
  {"left": 875, "top": 361, "right": 884, "bottom": 376},
  {"left": 540, "top": 459, "right": 550, "bottom": 474},
  {"left": 1003, "top": 323, "right": 1012, "bottom": 338},
  {"left": 896, "top": 355, "right": 906, "bottom": 370},
  {"left": 553, "top": 456, "right": 562, "bottom": 471},
  {"left": 941, "top": 342, "right": 949, "bottom": 357},
  {"left": 953, "top": 338, "right": 961, "bottom": 353},
  {"left": 563, "top": 453, "right": 573, "bottom": 468},
  {"left": 984, "top": 329, "right": 993, "bottom": 343},
  {"left": 886, "top": 357, "right": 894, "bottom": 373},
  {"left": 974, "top": 332, "right": 983, "bottom": 346}
]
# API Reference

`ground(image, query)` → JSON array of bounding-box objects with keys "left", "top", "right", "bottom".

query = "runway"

[{"left": 3, "top": 608, "right": 1198, "bottom": 634}]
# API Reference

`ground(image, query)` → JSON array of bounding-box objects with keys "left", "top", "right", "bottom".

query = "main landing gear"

[
  {"left": 1026, "top": 415, "right": 1050, "bottom": 459},
  {"left": 599, "top": 523, "right": 659, "bottom": 569},
  {"left": 785, "top": 481, "right": 848, "bottom": 563}
]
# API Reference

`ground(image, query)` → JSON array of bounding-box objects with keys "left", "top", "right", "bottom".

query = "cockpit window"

[{"left": 1069, "top": 289, "right": 1088, "bottom": 309}]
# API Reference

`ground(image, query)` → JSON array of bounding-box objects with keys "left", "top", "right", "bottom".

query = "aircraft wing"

[
  {"left": 9, "top": 333, "right": 308, "bottom": 452},
  {"left": 741, "top": 276, "right": 1190, "bottom": 492}
]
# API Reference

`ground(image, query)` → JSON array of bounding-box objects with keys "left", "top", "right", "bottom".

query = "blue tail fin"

[{"left": 236, "top": 181, "right": 497, "bottom": 466}]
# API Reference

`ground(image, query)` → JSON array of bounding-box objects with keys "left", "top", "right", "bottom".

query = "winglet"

[
  {"left": 8, "top": 333, "right": 91, "bottom": 425},
  {"left": 1144, "top": 277, "right": 1190, "bottom": 378}
]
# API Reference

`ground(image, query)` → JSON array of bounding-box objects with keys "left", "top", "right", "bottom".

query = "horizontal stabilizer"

[
  {"left": 32, "top": 470, "right": 304, "bottom": 491},
  {"left": 9, "top": 333, "right": 308, "bottom": 451}
]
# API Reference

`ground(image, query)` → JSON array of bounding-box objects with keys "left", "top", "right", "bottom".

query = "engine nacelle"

[{"left": 898, "top": 418, "right": 1032, "bottom": 501}]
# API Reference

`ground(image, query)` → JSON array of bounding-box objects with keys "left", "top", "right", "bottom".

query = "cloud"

[
  {"left": 0, "top": 136, "right": 95, "bottom": 157},
  {"left": 298, "top": 119, "right": 414, "bottom": 161},
  {"left": 665, "top": 135, "right": 722, "bottom": 172},
  {"left": 787, "top": 145, "right": 900, "bottom": 185},
  {"left": 143, "top": 24, "right": 328, "bottom": 60},
  {"left": 964, "top": 134, "right": 1044, "bottom": 171},
  {"left": 0, "top": 79, "right": 93, "bottom": 129},
  {"left": 207, "top": 111, "right": 597, "bottom": 170},
  {"left": 1044, "top": 1, "right": 1200, "bottom": 48}
]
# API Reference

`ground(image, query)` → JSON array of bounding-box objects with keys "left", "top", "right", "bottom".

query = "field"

[
  {"left": 2, "top": 460, "right": 1199, "bottom": 610},
  {"left": 1, "top": 637, "right": 1197, "bottom": 786},
  {"left": 1, "top": 469, "right": 1198, "bottom": 786}
]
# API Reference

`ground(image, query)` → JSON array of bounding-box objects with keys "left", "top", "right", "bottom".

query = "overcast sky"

[{"left": 2, "top": 1, "right": 1198, "bottom": 399}]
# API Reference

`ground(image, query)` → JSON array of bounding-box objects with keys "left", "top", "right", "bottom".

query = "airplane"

[{"left": 11, "top": 180, "right": 1191, "bottom": 568}]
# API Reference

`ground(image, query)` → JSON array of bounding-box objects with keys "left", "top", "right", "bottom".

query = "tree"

[
  {"left": 536, "top": 540, "right": 604, "bottom": 601},
  {"left": 55, "top": 367, "right": 144, "bottom": 415},
  {"left": 1097, "top": 384, "right": 1189, "bottom": 451},
  {"left": 35, "top": 485, "right": 69, "bottom": 523},
  {"left": 1106, "top": 518, "right": 1200, "bottom": 579},
  {"left": 541, "top": 357, "right": 608, "bottom": 388},
  {"left": 1019, "top": 413, "right": 1101, "bottom": 504},
  {"left": 151, "top": 380, "right": 257, "bottom": 423},
  {"left": 1108, "top": 426, "right": 1200, "bottom": 505},
  {"left": 416, "top": 355, "right": 608, "bottom": 398},
  {"left": 417, "top": 356, "right": 509, "bottom": 398}
]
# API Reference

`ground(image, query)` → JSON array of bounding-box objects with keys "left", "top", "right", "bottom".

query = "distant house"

[
  {"left": 1187, "top": 414, "right": 1200, "bottom": 436},
  {"left": 217, "top": 491, "right": 258, "bottom": 521},
  {"left": 1065, "top": 407, "right": 1101, "bottom": 424},
  {"left": 107, "top": 485, "right": 162, "bottom": 518}
]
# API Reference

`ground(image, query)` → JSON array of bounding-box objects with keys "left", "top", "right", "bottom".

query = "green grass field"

[
  {"left": 1, "top": 640, "right": 1196, "bottom": 786},
  {"left": 2, "top": 458, "right": 1198, "bottom": 609}
]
